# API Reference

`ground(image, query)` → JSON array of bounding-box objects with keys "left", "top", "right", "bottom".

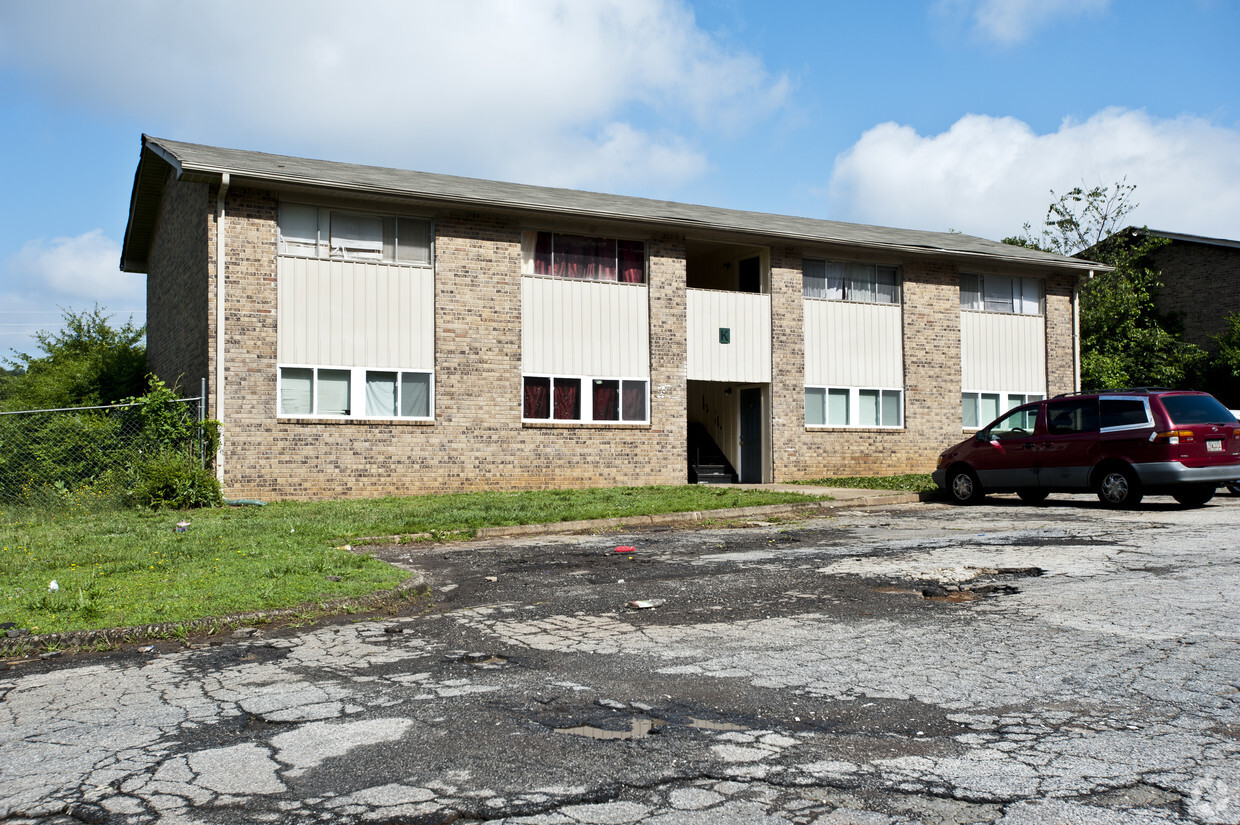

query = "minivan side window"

[
  {"left": 1046, "top": 399, "right": 1099, "bottom": 434},
  {"left": 1099, "top": 398, "right": 1152, "bottom": 431},
  {"left": 985, "top": 406, "right": 1038, "bottom": 440}
]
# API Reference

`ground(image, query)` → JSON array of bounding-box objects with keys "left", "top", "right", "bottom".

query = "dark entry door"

[
  {"left": 739, "top": 256, "right": 761, "bottom": 293},
  {"left": 740, "top": 388, "right": 763, "bottom": 483}
]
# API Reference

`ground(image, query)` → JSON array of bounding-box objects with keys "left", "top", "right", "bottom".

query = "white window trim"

[
  {"left": 278, "top": 203, "right": 434, "bottom": 268},
  {"left": 961, "top": 390, "right": 1044, "bottom": 430},
  {"left": 522, "top": 373, "right": 650, "bottom": 425},
  {"left": 805, "top": 385, "right": 904, "bottom": 429},
  {"left": 278, "top": 364, "right": 435, "bottom": 421}
]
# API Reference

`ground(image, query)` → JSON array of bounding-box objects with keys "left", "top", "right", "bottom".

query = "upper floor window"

[
  {"left": 960, "top": 274, "right": 1042, "bottom": 315},
  {"left": 278, "top": 203, "right": 431, "bottom": 266},
  {"left": 803, "top": 259, "right": 900, "bottom": 304},
  {"left": 522, "top": 231, "right": 645, "bottom": 284}
]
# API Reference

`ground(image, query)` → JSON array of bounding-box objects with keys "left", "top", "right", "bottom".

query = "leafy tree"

[
  {"left": 1003, "top": 180, "right": 1205, "bottom": 391},
  {"left": 1, "top": 307, "right": 146, "bottom": 410}
]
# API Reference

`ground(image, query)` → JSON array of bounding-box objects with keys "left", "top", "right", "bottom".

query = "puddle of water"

[{"left": 555, "top": 716, "right": 748, "bottom": 740}]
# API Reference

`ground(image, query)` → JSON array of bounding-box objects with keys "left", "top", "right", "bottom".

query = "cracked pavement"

[{"left": 2, "top": 496, "right": 1239, "bottom": 823}]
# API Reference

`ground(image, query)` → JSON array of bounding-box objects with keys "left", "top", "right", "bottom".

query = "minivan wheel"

[
  {"left": 1173, "top": 485, "right": 1215, "bottom": 508},
  {"left": 1095, "top": 466, "right": 1143, "bottom": 508},
  {"left": 1017, "top": 489, "right": 1048, "bottom": 504},
  {"left": 947, "top": 467, "right": 984, "bottom": 505}
]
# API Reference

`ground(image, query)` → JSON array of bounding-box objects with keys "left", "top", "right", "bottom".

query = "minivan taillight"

[{"left": 1151, "top": 429, "right": 1195, "bottom": 444}]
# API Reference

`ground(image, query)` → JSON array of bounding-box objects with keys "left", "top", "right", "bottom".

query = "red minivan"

[{"left": 932, "top": 389, "right": 1240, "bottom": 507}]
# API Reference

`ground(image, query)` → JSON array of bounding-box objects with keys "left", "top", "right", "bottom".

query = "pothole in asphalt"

[
  {"left": 875, "top": 566, "right": 1043, "bottom": 603},
  {"left": 445, "top": 651, "right": 510, "bottom": 668},
  {"left": 555, "top": 716, "right": 748, "bottom": 740}
]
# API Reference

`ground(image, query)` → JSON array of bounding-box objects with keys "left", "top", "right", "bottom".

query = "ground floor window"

[
  {"left": 805, "top": 386, "right": 902, "bottom": 428},
  {"left": 961, "top": 391, "right": 1042, "bottom": 429},
  {"left": 279, "top": 366, "right": 433, "bottom": 419},
  {"left": 523, "top": 375, "right": 648, "bottom": 423}
]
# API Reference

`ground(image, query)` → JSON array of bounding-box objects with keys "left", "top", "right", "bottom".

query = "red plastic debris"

[{"left": 614, "top": 546, "right": 636, "bottom": 553}]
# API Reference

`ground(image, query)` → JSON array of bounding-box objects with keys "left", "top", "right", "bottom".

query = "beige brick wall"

[
  {"left": 210, "top": 200, "right": 689, "bottom": 500},
  {"left": 772, "top": 257, "right": 965, "bottom": 479},
  {"left": 1044, "top": 271, "right": 1079, "bottom": 396},
  {"left": 1152, "top": 242, "right": 1240, "bottom": 349},
  {"left": 146, "top": 171, "right": 209, "bottom": 394}
]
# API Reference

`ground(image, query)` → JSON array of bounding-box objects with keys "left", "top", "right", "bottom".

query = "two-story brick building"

[{"left": 120, "top": 135, "right": 1102, "bottom": 500}]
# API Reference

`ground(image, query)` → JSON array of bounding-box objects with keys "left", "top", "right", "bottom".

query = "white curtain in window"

[
  {"left": 984, "top": 275, "right": 1015, "bottom": 312},
  {"left": 281, "top": 368, "right": 313, "bottom": 414},
  {"left": 805, "top": 387, "right": 826, "bottom": 426},
  {"left": 960, "top": 274, "right": 981, "bottom": 309},
  {"left": 847, "top": 263, "right": 875, "bottom": 303},
  {"left": 331, "top": 214, "right": 383, "bottom": 260},
  {"left": 824, "top": 262, "right": 845, "bottom": 300},
  {"left": 318, "top": 369, "right": 351, "bottom": 415},
  {"left": 401, "top": 372, "right": 430, "bottom": 417},
  {"left": 366, "top": 372, "right": 398, "bottom": 416},
  {"left": 803, "top": 259, "right": 828, "bottom": 298},
  {"left": 520, "top": 230, "right": 538, "bottom": 275},
  {"left": 828, "top": 388, "right": 850, "bottom": 425}
]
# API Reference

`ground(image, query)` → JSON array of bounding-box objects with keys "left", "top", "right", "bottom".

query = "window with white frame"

[
  {"left": 280, "top": 366, "right": 433, "bottom": 419},
  {"left": 523, "top": 375, "right": 648, "bottom": 423},
  {"left": 960, "top": 274, "right": 1042, "bottom": 315},
  {"left": 278, "top": 203, "right": 431, "bottom": 265},
  {"left": 805, "top": 386, "right": 902, "bottom": 428},
  {"left": 803, "top": 259, "right": 900, "bottom": 304},
  {"left": 520, "top": 231, "right": 646, "bottom": 284},
  {"left": 961, "top": 391, "right": 1043, "bottom": 429}
]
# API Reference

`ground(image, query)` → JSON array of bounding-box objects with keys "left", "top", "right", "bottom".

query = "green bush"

[{"left": 124, "top": 452, "right": 223, "bottom": 510}]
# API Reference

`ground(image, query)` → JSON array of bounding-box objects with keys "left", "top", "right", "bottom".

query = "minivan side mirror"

[{"left": 974, "top": 431, "right": 989, "bottom": 442}]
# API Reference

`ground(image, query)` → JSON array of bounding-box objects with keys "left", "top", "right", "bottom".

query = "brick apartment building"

[
  {"left": 120, "top": 136, "right": 1102, "bottom": 500},
  {"left": 1087, "top": 228, "right": 1240, "bottom": 351}
]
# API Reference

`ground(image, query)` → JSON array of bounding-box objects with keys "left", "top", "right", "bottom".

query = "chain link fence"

[{"left": 0, "top": 396, "right": 207, "bottom": 509}]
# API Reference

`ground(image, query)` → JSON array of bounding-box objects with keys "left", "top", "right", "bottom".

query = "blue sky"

[{"left": 1, "top": 0, "right": 1237, "bottom": 361}]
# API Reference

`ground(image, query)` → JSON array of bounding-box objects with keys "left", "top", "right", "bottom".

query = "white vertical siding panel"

[
  {"left": 803, "top": 301, "right": 902, "bottom": 388},
  {"left": 521, "top": 278, "right": 649, "bottom": 377},
  {"left": 961, "top": 312, "right": 1046, "bottom": 393},
  {"left": 277, "top": 258, "right": 433, "bottom": 369},
  {"left": 686, "top": 290, "right": 770, "bottom": 382}
]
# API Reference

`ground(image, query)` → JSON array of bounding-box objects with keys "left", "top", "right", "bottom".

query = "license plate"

[{"left": 1207, "top": 439, "right": 1224, "bottom": 452}]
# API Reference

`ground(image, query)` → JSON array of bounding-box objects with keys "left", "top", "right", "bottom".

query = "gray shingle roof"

[{"left": 123, "top": 135, "right": 1104, "bottom": 273}]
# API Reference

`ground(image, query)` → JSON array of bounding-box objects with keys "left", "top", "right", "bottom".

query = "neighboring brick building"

[
  {"left": 1088, "top": 228, "right": 1240, "bottom": 351},
  {"left": 120, "top": 136, "right": 1101, "bottom": 500}
]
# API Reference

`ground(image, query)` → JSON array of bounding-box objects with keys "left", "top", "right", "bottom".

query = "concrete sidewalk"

[{"left": 473, "top": 485, "right": 937, "bottom": 539}]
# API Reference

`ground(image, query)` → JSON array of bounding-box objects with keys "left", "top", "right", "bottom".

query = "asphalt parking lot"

[{"left": 3, "top": 494, "right": 1239, "bottom": 824}]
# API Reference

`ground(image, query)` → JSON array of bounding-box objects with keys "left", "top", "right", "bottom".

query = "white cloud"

[
  {"left": 0, "top": 0, "right": 788, "bottom": 193},
  {"left": 828, "top": 108, "right": 1240, "bottom": 244},
  {"left": 7, "top": 230, "right": 141, "bottom": 305},
  {"left": 934, "top": 0, "right": 1111, "bottom": 46}
]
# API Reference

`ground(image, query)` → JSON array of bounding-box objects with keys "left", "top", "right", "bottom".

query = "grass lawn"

[
  {"left": 1, "top": 485, "right": 827, "bottom": 637},
  {"left": 792, "top": 474, "right": 937, "bottom": 492}
]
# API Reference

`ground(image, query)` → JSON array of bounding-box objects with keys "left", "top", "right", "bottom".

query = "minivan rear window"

[
  {"left": 1160, "top": 394, "right": 1235, "bottom": 425},
  {"left": 1100, "top": 398, "right": 1150, "bottom": 429}
]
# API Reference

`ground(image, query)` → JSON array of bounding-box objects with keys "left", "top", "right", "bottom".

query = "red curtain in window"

[
  {"left": 523, "top": 377, "right": 550, "bottom": 419},
  {"left": 553, "top": 379, "right": 581, "bottom": 420},
  {"left": 534, "top": 232, "right": 553, "bottom": 275},
  {"left": 618, "top": 240, "right": 645, "bottom": 284},
  {"left": 593, "top": 380, "right": 619, "bottom": 421}
]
